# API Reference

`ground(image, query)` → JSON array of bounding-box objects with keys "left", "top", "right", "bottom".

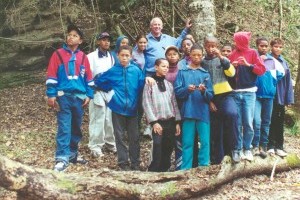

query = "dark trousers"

[
  {"left": 210, "top": 93, "right": 238, "bottom": 164},
  {"left": 112, "top": 112, "right": 140, "bottom": 167},
  {"left": 148, "top": 119, "right": 176, "bottom": 172},
  {"left": 268, "top": 103, "right": 285, "bottom": 150}
]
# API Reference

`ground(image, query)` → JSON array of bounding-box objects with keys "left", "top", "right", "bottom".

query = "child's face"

[
  {"left": 166, "top": 49, "right": 180, "bottom": 65},
  {"left": 97, "top": 38, "right": 110, "bottom": 51},
  {"left": 181, "top": 40, "right": 193, "bottom": 56},
  {"left": 257, "top": 40, "right": 269, "bottom": 55},
  {"left": 221, "top": 46, "right": 232, "bottom": 57},
  {"left": 271, "top": 43, "right": 283, "bottom": 57},
  {"left": 120, "top": 38, "right": 129, "bottom": 47},
  {"left": 204, "top": 41, "right": 218, "bottom": 57},
  {"left": 155, "top": 60, "right": 169, "bottom": 77},
  {"left": 137, "top": 38, "right": 147, "bottom": 51},
  {"left": 66, "top": 30, "right": 82, "bottom": 48},
  {"left": 190, "top": 49, "right": 203, "bottom": 66},
  {"left": 118, "top": 49, "right": 132, "bottom": 66}
]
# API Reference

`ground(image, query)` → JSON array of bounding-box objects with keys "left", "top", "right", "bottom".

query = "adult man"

[
  {"left": 144, "top": 17, "right": 192, "bottom": 76},
  {"left": 87, "top": 32, "right": 116, "bottom": 158}
]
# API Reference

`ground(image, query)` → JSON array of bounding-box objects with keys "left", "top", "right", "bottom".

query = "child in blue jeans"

[
  {"left": 252, "top": 37, "right": 285, "bottom": 158},
  {"left": 46, "top": 24, "right": 94, "bottom": 172},
  {"left": 174, "top": 44, "right": 213, "bottom": 169}
]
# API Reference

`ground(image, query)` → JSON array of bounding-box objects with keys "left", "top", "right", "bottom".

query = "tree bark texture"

[
  {"left": 1, "top": 154, "right": 300, "bottom": 200},
  {"left": 188, "top": 0, "right": 216, "bottom": 42}
]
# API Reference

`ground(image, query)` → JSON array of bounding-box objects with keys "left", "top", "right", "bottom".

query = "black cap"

[
  {"left": 67, "top": 24, "right": 84, "bottom": 38},
  {"left": 96, "top": 32, "right": 112, "bottom": 40}
]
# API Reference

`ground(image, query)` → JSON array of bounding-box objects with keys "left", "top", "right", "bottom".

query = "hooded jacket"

[
  {"left": 228, "top": 32, "right": 266, "bottom": 90},
  {"left": 94, "top": 63, "right": 145, "bottom": 116}
]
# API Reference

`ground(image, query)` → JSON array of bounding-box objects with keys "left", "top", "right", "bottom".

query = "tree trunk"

[
  {"left": 188, "top": 0, "right": 216, "bottom": 42},
  {"left": 1, "top": 154, "right": 300, "bottom": 200},
  {"left": 294, "top": 47, "right": 300, "bottom": 109}
]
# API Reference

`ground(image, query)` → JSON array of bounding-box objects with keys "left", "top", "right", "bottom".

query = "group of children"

[{"left": 46, "top": 24, "right": 294, "bottom": 172}]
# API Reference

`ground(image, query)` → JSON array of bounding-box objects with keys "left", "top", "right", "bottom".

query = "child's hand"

[
  {"left": 197, "top": 84, "right": 206, "bottom": 92},
  {"left": 210, "top": 102, "right": 217, "bottom": 112},
  {"left": 175, "top": 124, "right": 181, "bottom": 136},
  {"left": 153, "top": 123, "right": 163, "bottom": 135},
  {"left": 188, "top": 84, "right": 197, "bottom": 92},
  {"left": 146, "top": 77, "right": 156, "bottom": 86},
  {"left": 212, "top": 48, "right": 221, "bottom": 58},
  {"left": 237, "top": 56, "right": 251, "bottom": 67},
  {"left": 185, "top": 18, "right": 192, "bottom": 29},
  {"left": 47, "top": 97, "right": 56, "bottom": 108},
  {"left": 260, "top": 55, "right": 267, "bottom": 60},
  {"left": 82, "top": 97, "right": 90, "bottom": 107}
]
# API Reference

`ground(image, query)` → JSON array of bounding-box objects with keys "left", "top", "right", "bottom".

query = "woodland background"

[{"left": 0, "top": 0, "right": 300, "bottom": 199}]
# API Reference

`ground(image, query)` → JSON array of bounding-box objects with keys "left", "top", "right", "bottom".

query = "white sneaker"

[
  {"left": 243, "top": 150, "right": 254, "bottom": 161},
  {"left": 252, "top": 147, "right": 260, "bottom": 156},
  {"left": 91, "top": 150, "right": 104, "bottom": 158},
  {"left": 275, "top": 149, "right": 287, "bottom": 157},
  {"left": 107, "top": 145, "right": 117, "bottom": 153},
  {"left": 54, "top": 161, "right": 68, "bottom": 172},
  {"left": 240, "top": 150, "right": 245, "bottom": 160},
  {"left": 267, "top": 148, "right": 275, "bottom": 154}
]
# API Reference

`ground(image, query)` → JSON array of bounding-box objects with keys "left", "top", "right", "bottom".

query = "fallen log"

[{"left": 0, "top": 154, "right": 300, "bottom": 200}]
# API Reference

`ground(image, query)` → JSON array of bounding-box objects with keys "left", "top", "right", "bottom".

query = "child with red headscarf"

[{"left": 228, "top": 32, "right": 265, "bottom": 162}]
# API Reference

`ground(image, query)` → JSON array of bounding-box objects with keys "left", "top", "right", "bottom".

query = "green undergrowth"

[{"left": 0, "top": 70, "right": 44, "bottom": 90}]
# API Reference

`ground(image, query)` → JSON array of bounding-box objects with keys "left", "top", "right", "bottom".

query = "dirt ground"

[{"left": 0, "top": 78, "right": 300, "bottom": 199}]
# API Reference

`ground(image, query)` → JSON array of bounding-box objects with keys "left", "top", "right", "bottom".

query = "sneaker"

[
  {"left": 252, "top": 147, "right": 260, "bottom": 156},
  {"left": 232, "top": 150, "right": 241, "bottom": 163},
  {"left": 259, "top": 146, "right": 268, "bottom": 159},
  {"left": 243, "top": 150, "right": 254, "bottom": 161},
  {"left": 275, "top": 149, "right": 288, "bottom": 157},
  {"left": 267, "top": 148, "right": 275, "bottom": 155},
  {"left": 54, "top": 161, "right": 68, "bottom": 172},
  {"left": 70, "top": 156, "right": 88, "bottom": 165},
  {"left": 240, "top": 150, "right": 245, "bottom": 160},
  {"left": 119, "top": 164, "right": 131, "bottom": 171},
  {"left": 131, "top": 165, "right": 140, "bottom": 171},
  {"left": 91, "top": 150, "right": 104, "bottom": 158},
  {"left": 106, "top": 145, "right": 117, "bottom": 153}
]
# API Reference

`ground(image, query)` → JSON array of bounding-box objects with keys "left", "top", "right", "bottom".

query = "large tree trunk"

[
  {"left": 1, "top": 154, "right": 300, "bottom": 200},
  {"left": 188, "top": 0, "right": 216, "bottom": 42}
]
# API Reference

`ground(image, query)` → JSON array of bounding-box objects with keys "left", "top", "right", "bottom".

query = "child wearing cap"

[
  {"left": 46, "top": 24, "right": 94, "bottom": 172},
  {"left": 87, "top": 32, "right": 116, "bottom": 158}
]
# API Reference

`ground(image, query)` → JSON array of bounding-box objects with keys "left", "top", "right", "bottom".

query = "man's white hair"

[{"left": 150, "top": 17, "right": 163, "bottom": 26}]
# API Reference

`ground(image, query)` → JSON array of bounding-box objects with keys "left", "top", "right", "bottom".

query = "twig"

[
  {"left": 122, "top": 0, "right": 139, "bottom": 36},
  {"left": 59, "top": 0, "right": 65, "bottom": 38},
  {"left": 270, "top": 157, "right": 280, "bottom": 181},
  {"left": 278, "top": 0, "right": 283, "bottom": 38},
  {"left": 119, "top": 23, "right": 134, "bottom": 42}
]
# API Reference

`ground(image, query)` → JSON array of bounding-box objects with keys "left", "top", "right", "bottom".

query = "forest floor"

[{"left": 0, "top": 70, "right": 300, "bottom": 200}]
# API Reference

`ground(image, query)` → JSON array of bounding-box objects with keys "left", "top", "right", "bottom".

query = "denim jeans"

[
  {"left": 55, "top": 95, "right": 84, "bottom": 164},
  {"left": 181, "top": 119, "right": 210, "bottom": 170},
  {"left": 233, "top": 92, "right": 256, "bottom": 150},
  {"left": 252, "top": 98, "right": 273, "bottom": 148},
  {"left": 210, "top": 93, "right": 238, "bottom": 164},
  {"left": 112, "top": 112, "right": 140, "bottom": 167}
]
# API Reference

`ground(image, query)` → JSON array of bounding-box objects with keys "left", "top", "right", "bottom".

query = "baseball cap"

[
  {"left": 165, "top": 45, "right": 180, "bottom": 56},
  {"left": 96, "top": 32, "right": 112, "bottom": 40},
  {"left": 67, "top": 24, "right": 84, "bottom": 38}
]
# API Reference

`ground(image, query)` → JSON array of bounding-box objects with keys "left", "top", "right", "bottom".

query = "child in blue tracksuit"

[
  {"left": 46, "top": 24, "right": 94, "bottom": 172},
  {"left": 252, "top": 37, "right": 285, "bottom": 158},
  {"left": 94, "top": 45, "right": 145, "bottom": 171},
  {"left": 268, "top": 38, "right": 294, "bottom": 157},
  {"left": 174, "top": 44, "right": 214, "bottom": 169}
]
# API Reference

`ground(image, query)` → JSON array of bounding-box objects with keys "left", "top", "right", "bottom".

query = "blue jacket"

[
  {"left": 174, "top": 67, "right": 214, "bottom": 123},
  {"left": 256, "top": 54, "right": 285, "bottom": 99},
  {"left": 270, "top": 54, "right": 294, "bottom": 105},
  {"left": 144, "top": 28, "right": 188, "bottom": 73},
  {"left": 94, "top": 63, "right": 145, "bottom": 116}
]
